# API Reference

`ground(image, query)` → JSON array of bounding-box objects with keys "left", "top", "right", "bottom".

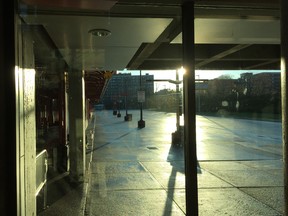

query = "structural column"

[
  {"left": 19, "top": 26, "right": 37, "bottom": 216},
  {"left": 182, "top": 0, "right": 198, "bottom": 215},
  {"left": 281, "top": 0, "right": 288, "bottom": 215},
  {"left": 68, "top": 69, "right": 86, "bottom": 182},
  {"left": 0, "top": 0, "right": 17, "bottom": 215}
]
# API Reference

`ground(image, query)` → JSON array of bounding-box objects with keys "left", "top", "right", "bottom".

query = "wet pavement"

[
  {"left": 85, "top": 110, "right": 284, "bottom": 215},
  {"left": 39, "top": 109, "right": 284, "bottom": 215}
]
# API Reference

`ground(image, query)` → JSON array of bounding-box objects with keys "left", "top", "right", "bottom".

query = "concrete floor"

[
  {"left": 85, "top": 110, "right": 283, "bottom": 216},
  {"left": 39, "top": 109, "right": 284, "bottom": 216}
]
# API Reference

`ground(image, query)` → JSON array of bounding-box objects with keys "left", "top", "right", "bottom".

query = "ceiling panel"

[
  {"left": 20, "top": 0, "right": 281, "bottom": 101},
  {"left": 23, "top": 15, "right": 173, "bottom": 70},
  {"left": 22, "top": 0, "right": 117, "bottom": 10},
  {"left": 172, "top": 18, "right": 280, "bottom": 44}
]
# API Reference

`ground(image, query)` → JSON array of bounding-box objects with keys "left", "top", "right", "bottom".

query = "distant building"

[
  {"left": 207, "top": 79, "right": 235, "bottom": 97},
  {"left": 238, "top": 72, "right": 253, "bottom": 95},
  {"left": 250, "top": 72, "right": 281, "bottom": 96},
  {"left": 101, "top": 73, "right": 154, "bottom": 109},
  {"left": 198, "top": 72, "right": 281, "bottom": 113}
]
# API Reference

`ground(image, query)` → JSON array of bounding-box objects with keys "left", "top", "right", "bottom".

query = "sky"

[{"left": 118, "top": 69, "right": 280, "bottom": 92}]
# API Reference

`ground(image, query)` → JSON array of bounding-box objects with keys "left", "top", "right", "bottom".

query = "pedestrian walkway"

[
  {"left": 39, "top": 109, "right": 284, "bottom": 215},
  {"left": 84, "top": 109, "right": 186, "bottom": 215},
  {"left": 84, "top": 110, "right": 283, "bottom": 215},
  {"left": 37, "top": 118, "right": 95, "bottom": 216}
]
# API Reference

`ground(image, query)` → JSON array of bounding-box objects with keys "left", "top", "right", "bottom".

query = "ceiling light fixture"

[{"left": 89, "top": 29, "right": 111, "bottom": 37}]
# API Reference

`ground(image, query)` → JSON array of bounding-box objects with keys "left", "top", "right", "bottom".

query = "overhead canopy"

[{"left": 20, "top": 0, "right": 281, "bottom": 100}]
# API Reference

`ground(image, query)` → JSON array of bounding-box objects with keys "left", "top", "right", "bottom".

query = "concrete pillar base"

[
  {"left": 124, "top": 114, "right": 132, "bottom": 121},
  {"left": 138, "top": 120, "right": 145, "bottom": 128},
  {"left": 171, "top": 126, "right": 184, "bottom": 147}
]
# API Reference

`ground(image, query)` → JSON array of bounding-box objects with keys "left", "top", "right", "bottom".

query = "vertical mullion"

[{"left": 182, "top": 1, "right": 198, "bottom": 215}]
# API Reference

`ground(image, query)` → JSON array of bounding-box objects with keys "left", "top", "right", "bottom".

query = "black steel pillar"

[
  {"left": 281, "top": 0, "right": 288, "bottom": 214},
  {"left": 138, "top": 70, "right": 145, "bottom": 128},
  {"left": 0, "top": 0, "right": 17, "bottom": 215},
  {"left": 176, "top": 70, "right": 180, "bottom": 131},
  {"left": 182, "top": 1, "right": 198, "bottom": 215},
  {"left": 68, "top": 69, "right": 85, "bottom": 183}
]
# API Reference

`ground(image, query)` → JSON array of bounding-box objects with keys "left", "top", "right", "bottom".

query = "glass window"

[{"left": 16, "top": 1, "right": 282, "bottom": 215}]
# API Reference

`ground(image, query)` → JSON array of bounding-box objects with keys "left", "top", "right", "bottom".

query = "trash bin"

[{"left": 124, "top": 114, "right": 132, "bottom": 121}]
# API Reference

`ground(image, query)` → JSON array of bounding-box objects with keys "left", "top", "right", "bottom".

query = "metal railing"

[{"left": 36, "top": 149, "right": 48, "bottom": 209}]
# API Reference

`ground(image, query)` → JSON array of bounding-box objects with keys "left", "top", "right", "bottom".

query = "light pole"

[
  {"left": 138, "top": 70, "right": 145, "bottom": 128},
  {"left": 196, "top": 75, "right": 200, "bottom": 113},
  {"left": 176, "top": 70, "right": 180, "bottom": 132},
  {"left": 171, "top": 70, "right": 183, "bottom": 147},
  {"left": 146, "top": 72, "right": 183, "bottom": 146},
  {"left": 124, "top": 75, "right": 132, "bottom": 121}
]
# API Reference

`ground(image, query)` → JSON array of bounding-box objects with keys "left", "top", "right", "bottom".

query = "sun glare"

[{"left": 178, "top": 66, "right": 186, "bottom": 78}]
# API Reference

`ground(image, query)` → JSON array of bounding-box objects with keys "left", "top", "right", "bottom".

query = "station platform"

[{"left": 38, "top": 109, "right": 284, "bottom": 216}]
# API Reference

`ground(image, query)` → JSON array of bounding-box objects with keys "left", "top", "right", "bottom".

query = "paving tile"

[
  {"left": 172, "top": 188, "right": 282, "bottom": 216},
  {"left": 141, "top": 161, "right": 185, "bottom": 174},
  {"left": 87, "top": 190, "right": 185, "bottom": 216},
  {"left": 239, "top": 159, "right": 283, "bottom": 170},
  {"left": 240, "top": 187, "right": 284, "bottom": 214},
  {"left": 91, "top": 161, "right": 146, "bottom": 174},
  {"left": 199, "top": 161, "right": 255, "bottom": 171},
  {"left": 149, "top": 170, "right": 186, "bottom": 189},
  {"left": 90, "top": 172, "right": 162, "bottom": 191},
  {"left": 197, "top": 170, "right": 233, "bottom": 188},
  {"left": 198, "top": 188, "right": 282, "bottom": 216},
  {"left": 209, "top": 169, "right": 283, "bottom": 187}
]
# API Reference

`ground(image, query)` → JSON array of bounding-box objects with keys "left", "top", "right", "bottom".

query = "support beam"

[
  {"left": 243, "top": 59, "right": 279, "bottom": 70},
  {"left": 281, "top": 0, "right": 288, "bottom": 214},
  {"left": 182, "top": 1, "right": 198, "bottom": 215},
  {"left": 195, "top": 44, "right": 251, "bottom": 68},
  {"left": 68, "top": 69, "right": 86, "bottom": 182},
  {"left": 0, "top": 0, "right": 17, "bottom": 215},
  {"left": 127, "top": 17, "right": 182, "bottom": 69},
  {"left": 20, "top": 26, "right": 37, "bottom": 216}
]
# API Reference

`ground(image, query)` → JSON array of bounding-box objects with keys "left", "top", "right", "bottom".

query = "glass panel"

[
  {"left": 196, "top": 70, "right": 283, "bottom": 215},
  {"left": 18, "top": 2, "right": 186, "bottom": 215},
  {"left": 194, "top": 17, "right": 283, "bottom": 215},
  {"left": 16, "top": 1, "right": 282, "bottom": 215}
]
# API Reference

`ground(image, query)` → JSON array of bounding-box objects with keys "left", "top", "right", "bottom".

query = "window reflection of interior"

[{"left": 14, "top": 1, "right": 284, "bottom": 215}]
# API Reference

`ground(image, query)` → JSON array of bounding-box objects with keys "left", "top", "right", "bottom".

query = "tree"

[{"left": 216, "top": 74, "right": 234, "bottom": 79}]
